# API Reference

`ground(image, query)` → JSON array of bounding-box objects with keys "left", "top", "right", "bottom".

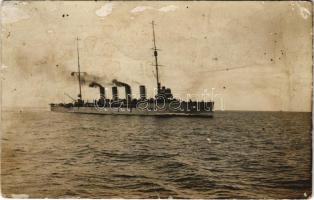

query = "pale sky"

[{"left": 1, "top": 1, "right": 312, "bottom": 111}]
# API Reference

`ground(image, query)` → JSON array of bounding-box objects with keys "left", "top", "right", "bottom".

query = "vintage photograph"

[{"left": 0, "top": 0, "right": 312, "bottom": 198}]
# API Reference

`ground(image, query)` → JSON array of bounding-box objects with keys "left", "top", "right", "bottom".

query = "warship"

[{"left": 50, "top": 21, "right": 214, "bottom": 117}]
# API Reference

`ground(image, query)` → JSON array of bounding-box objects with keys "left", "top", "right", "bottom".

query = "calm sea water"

[{"left": 1, "top": 110, "right": 312, "bottom": 198}]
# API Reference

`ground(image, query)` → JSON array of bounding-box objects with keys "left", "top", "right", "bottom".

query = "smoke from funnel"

[
  {"left": 89, "top": 81, "right": 105, "bottom": 99},
  {"left": 71, "top": 72, "right": 107, "bottom": 85},
  {"left": 112, "top": 79, "right": 130, "bottom": 87},
  {"left": 112, "top": 79, "right": 132, "bottom": 101}
]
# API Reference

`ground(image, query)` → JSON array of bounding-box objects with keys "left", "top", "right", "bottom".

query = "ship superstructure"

[{"left": 50, "top": 21, "right": 214, "bottom": 117}]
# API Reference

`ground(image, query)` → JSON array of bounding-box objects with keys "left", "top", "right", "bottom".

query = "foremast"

[{"left": 151, "top": 21, "right": 161, "bottom": 94}]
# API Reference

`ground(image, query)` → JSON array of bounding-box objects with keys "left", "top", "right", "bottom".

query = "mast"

[
  {"left": 152, "top": 21, "right": 161, "bottom": 93},
  {"left": 76, "top": 37, "right": 82, "bottom": 100}
]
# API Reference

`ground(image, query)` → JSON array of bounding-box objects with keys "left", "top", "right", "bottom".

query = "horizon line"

[{"left": 1, "top": 106, "right": 311, "bottom": 113}]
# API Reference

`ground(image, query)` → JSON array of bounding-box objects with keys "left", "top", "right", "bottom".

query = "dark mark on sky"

[{"left": 201, "top": 63, "right": 267, "bottom": 73}]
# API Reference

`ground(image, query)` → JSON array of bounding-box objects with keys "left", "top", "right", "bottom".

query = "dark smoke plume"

[
  {"left": 112, "top": 79, "right": 132, "bottom": 100},
  {"left": 89, "top": 81, "right": 105, "bottom": 99},
  {"left": 112, "top": 79, "right": 130, "bottom": 87},
  {"left": 89, "top": 81, "right": 104, "bottom": 89},
  {"left": 71, "top": 72, "right": 104, "bottom": 85}
]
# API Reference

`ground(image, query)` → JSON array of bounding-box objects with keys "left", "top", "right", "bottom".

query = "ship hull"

[{"left": 50, "top": 105, "right": 213, "bottom": 117}]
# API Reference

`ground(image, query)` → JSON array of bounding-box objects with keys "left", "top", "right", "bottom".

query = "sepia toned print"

[{"left": 1, "top": 1, "right": 312, "bottom": 198}]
